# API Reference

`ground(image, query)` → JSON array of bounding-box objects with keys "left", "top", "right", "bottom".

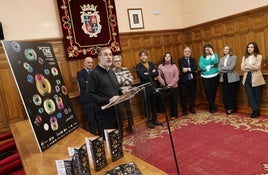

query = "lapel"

[{"left": 82, "top": 68, "right": 89, "bottom": 79}]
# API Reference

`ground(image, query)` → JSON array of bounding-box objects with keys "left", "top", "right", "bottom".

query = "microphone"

[
  {"left": 146, "top": 69, "right": 162, "bottom": 94},
  {"left": 154, "top": 87, "right": 163, "bottom": 93},
  {"left": 134, "top": 66, "right": 168, "bottom": 94},
  {"left": 149, "top": 72, "right": 165, "bottom": 94}
]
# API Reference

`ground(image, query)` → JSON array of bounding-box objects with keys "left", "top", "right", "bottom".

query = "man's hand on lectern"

[{"left": 109, "top": 95, "right": 120, "bottom": 103}]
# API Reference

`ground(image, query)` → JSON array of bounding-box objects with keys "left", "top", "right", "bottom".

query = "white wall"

[
  {"left": 0, "top": 0, "right": 267, "bottom": 40},
  {"left": 0, "top": 0, "right": 62, "bottom": 40},
  {"left": 179, "top": 0, "right": 268, "bottom": 27},
  {"left": 115, "top": 0, "right": 182, "bottom": 32}
]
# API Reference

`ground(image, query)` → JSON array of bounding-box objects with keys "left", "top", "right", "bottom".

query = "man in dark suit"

[
  {"left": 178, "top": 47, "right": 198, "bottom": 116},
  {"left": 77, "top": 57, "right": 98, "bottom": 135}
]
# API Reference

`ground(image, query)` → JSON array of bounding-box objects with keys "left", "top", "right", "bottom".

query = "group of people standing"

[
  {"left": 135, "top": 48, "right": 197, "bottom": 128},
  {"left": 200, "top": 42, "right": 265, "bottom": 118},
  {"left": 77, "top": 42, "right": 266, "bottom": 138}
]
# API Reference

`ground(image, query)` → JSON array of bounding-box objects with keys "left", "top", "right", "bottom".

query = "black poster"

[{"left": 2, "top": 41, "right": 79, "bottom": 152}]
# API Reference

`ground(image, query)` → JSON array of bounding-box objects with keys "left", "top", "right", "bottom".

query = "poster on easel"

[{"left": 2, "top": 41, "right": 79, "bottom": 152}]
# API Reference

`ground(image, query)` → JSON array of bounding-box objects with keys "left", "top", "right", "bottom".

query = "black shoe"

[
  {"left": 182, "top": 111, "right": 188, "bottom": 116},
  {"left": 251, "top": 113, "right": 259, "bottom": 118},
  {"left": 251, "top": 110, "right": 260, "bottom": 118},
  {"left": 189, "top": 110, "right": 196, "bottom": 114},
  {"left": 210, "top": 106, "right": 217, "bottom": 114},
  {"left": 210, "top": 109, "right": 216, "bottom": 114},
  {"left": 147, "top": 122, "right": 155, "bottom": 129},
  {"left": 153, "top": 120, "right": 163, "bottom": 126}
]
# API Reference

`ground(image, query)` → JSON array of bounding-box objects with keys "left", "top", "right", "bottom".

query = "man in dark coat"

[
  {"left": 77, "top": 57, "right": 98, "bottom": 135},
  {"left": 86, "top": 47, "right": 122, "bottom": 138}
]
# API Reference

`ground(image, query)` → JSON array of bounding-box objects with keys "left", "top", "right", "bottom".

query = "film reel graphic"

[{"left": 35, "top": 74, "right": 52, "bottom": 96}]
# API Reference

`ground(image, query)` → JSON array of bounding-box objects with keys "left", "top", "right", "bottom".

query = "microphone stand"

[
  {"left": 156, "top": 68, "right": 180, "bottom": 175},
  {"left": 137, "top": 66, "right": 180, "bottom": 174}
]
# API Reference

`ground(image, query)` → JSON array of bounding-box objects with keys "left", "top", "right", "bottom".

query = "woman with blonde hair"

[{"left": 218, "top": 45, "right": 240, "bottom": 115}]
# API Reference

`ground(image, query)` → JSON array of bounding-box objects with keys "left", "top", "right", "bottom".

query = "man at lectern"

[{"left": 86, "top": 47, "right": 123, "bottom": 138}]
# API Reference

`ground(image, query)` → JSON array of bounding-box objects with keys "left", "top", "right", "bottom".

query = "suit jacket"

[
  {"left": 241, "top": 54, "right": 266, "bottom": 87},
  {"left": 136, "top": 61, "right": 159, "bottom": 86},
  {"left": 178, "top": 57, "right": 198, "bottom": 84},
  {"left": 218, "top": 55, "right": 240, "bottom": 83},
  {"left": 77, "top": 68, "right": 94, "bottom": 104}
]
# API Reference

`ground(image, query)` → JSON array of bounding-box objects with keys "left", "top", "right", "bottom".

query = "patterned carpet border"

[
  {"left": 124, "top": 110, "right": 268, "bottom": 146},
  {"left": 123, "top": 110, "right": 268, "bottom": 174}
]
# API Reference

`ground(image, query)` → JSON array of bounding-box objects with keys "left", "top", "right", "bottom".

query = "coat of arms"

[{"left": 80, "top": 4, "right": 102, "bottom": 37}]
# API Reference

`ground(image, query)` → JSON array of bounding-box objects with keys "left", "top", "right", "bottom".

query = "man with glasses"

[{"left": 86, "top": 47, "right": 123, "bottom": 138}]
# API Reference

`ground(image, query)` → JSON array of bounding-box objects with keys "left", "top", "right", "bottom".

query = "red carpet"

[{"left": 123, "top": 110, "right": 268, "bottom": 175}]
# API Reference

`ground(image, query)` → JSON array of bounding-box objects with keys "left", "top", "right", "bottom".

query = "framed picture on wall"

[{"left": 127, "top": 8, "right": 144, "bottom": 29}]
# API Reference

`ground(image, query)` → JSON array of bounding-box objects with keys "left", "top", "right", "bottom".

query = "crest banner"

[{"left": 57, "top": 0, "right": 121, "bottom": 60}]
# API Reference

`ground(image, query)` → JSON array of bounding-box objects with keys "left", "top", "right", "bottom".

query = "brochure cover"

[
  {"left": 104, "top": 129, "right": 124, "bottom": 161},
  {"left": 105, "top": 161, "right": 142, "bottom": 175},
  {"left": 1, "top": 41, "right": 79, "bottom": 152},
  {"left": 72, "top": 144, "right": 91, "bottom": 175},
  {"left": 56, "top": 144, "right": 90, "bottom": 175},
  {"left": 85, "top": 136, "right": 107, "bottom": 171}
]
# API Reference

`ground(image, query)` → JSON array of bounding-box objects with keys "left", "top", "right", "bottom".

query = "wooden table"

[{"left": 10, "top": 120, "right": 168, "bottom": 175}]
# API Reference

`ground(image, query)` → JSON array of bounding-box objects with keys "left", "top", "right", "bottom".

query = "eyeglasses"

[
  {"left": 113, "top": 60, "right": 121, "bottom": 63},
  {"left": 101, "top": 52, "right": 113, "bottom": 57}
]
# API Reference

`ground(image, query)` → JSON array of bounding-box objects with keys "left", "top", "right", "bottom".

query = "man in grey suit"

[{"left": 218, "top": 45, "right": 240, "bottom": 115}]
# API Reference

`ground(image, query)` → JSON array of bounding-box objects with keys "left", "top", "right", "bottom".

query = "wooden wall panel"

[
  {"left": 252, "top": 31, "right": 266, "bottom": 55},
  {"left": 236, "top": 17, "right": 250, "bottom": 33},
  {"left": 236, "top": 77, "right": 249, "bottom": 106},
  {"left": 214, "top": 37, "right": 225, "bottom": 55},
  {"left": 2, "top": 6, "right": 268, "bottom": 132},
  {"left": 192, "top": 29, "right": 202, "bottom": 41},
  {"left": 213, "top": 24, "right": 224, "bottom": 37},
  {"left": 261, "top": 78, "right": 268, "bottom": 106},
  {"left": 201, "top": 27, "right": 213, "bottom": 40},
  {"left": 250, "top": 14, "right": 267, "bottom": 30},
  {"left": 224, "top": 21, "right": 236, "bottom": 35},
  {"left": 153, "top": 37, "right": 162, "bottom": 48},
  {"left": 223, "top": 35, "right": 236, "bottom": 50}
]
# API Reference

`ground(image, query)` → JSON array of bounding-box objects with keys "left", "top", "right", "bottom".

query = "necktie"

[
  {"left": 86, "top": 69, "right": 90, "bottom": 80},
  {"left": 187, "top": 58, "right": 193, "bottom": 80},
  {"left": 87, "top": 69, "right": 91, "bottom": 75},
  {"left": 187, "top": 58, "right": 190, "bottom": 66}
]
